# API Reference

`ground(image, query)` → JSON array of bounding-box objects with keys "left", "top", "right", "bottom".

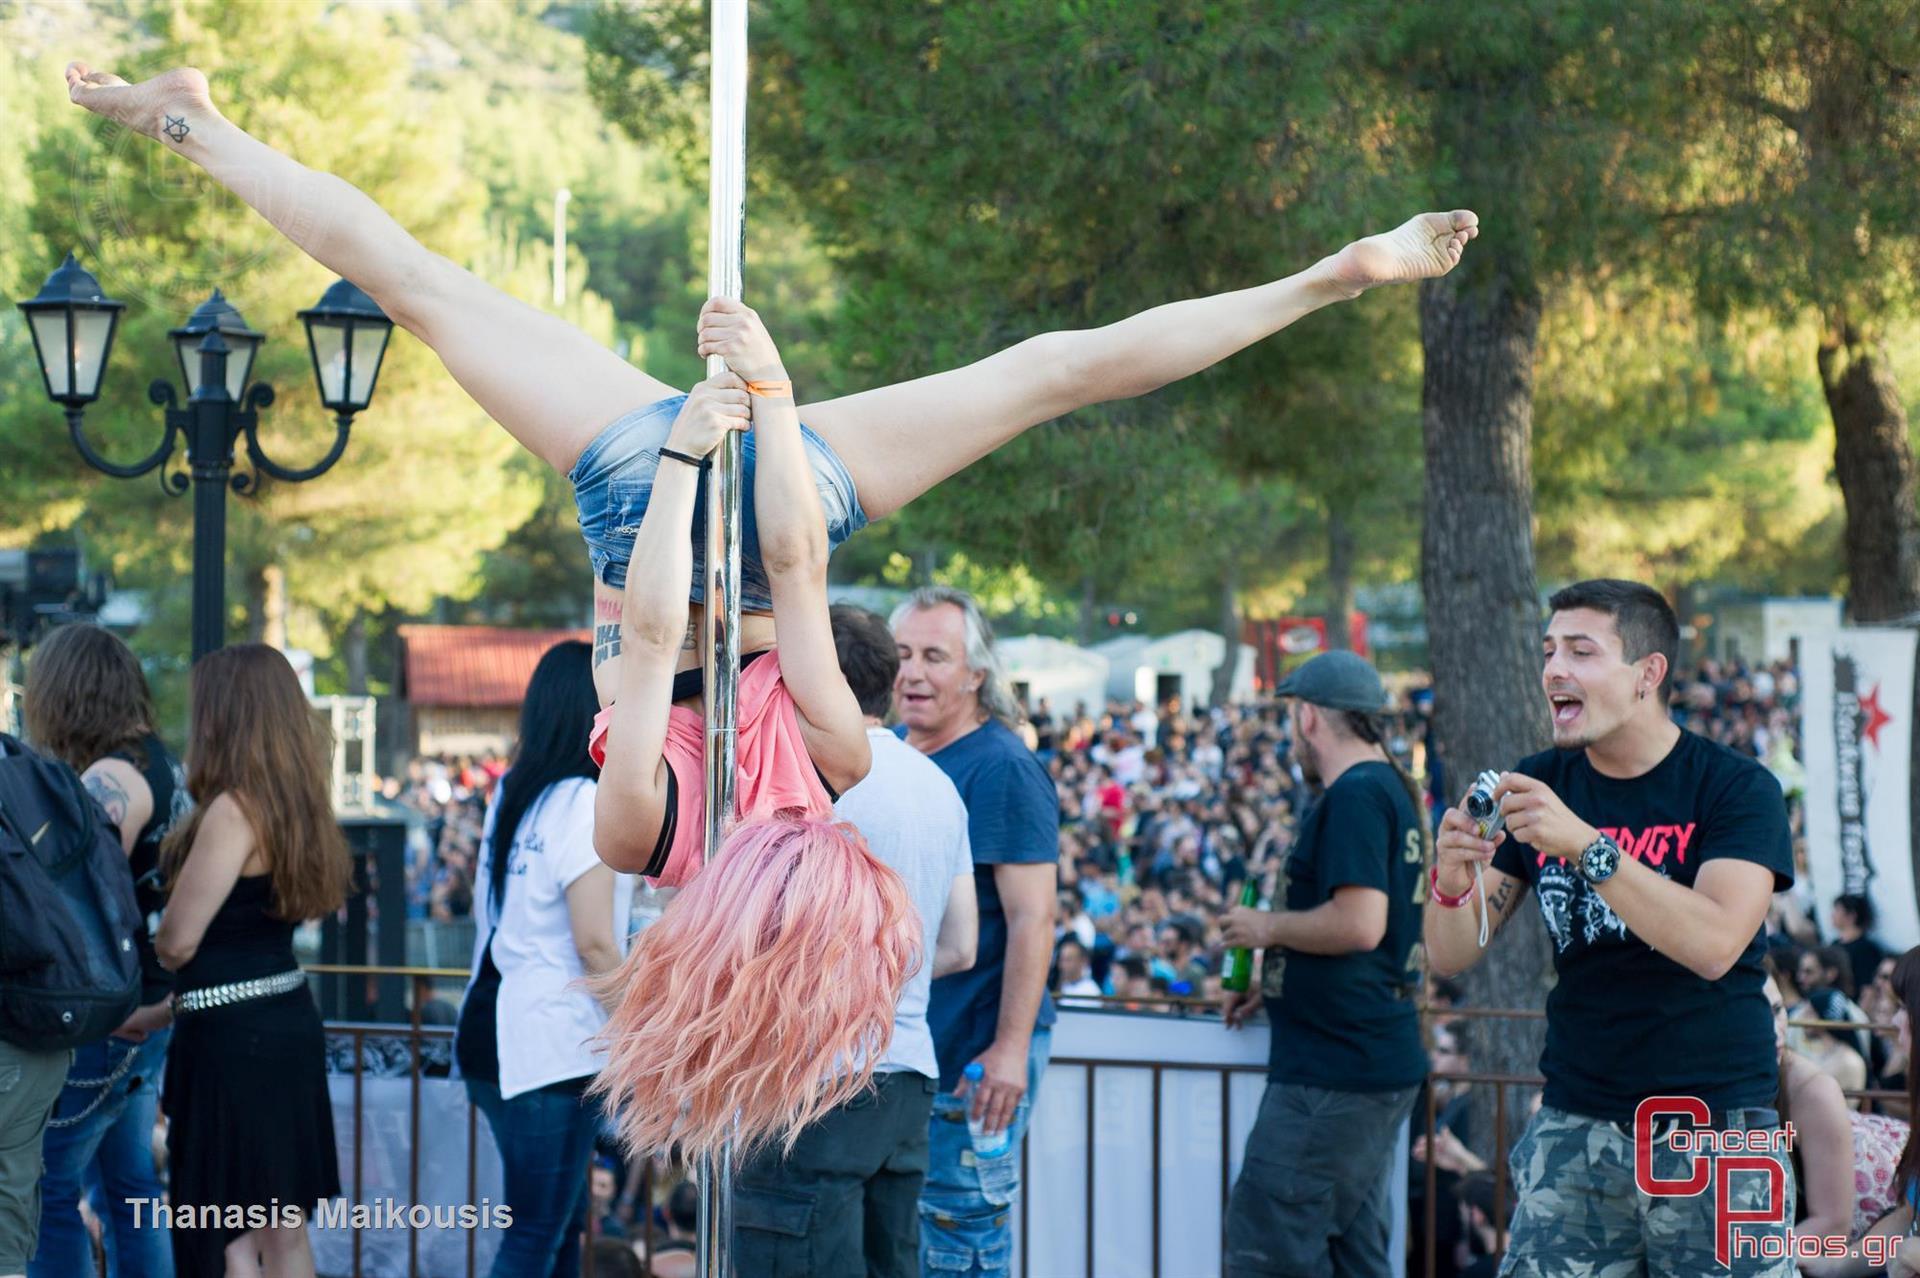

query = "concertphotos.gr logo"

[{"left": 1632, "top": 1096, "right": 1905, "bottom": 1270}]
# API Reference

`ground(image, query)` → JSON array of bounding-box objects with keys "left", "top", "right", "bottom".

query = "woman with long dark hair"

[
  {"left": 22, "top": 623, "right": 185, "bottom": 1278},
  {"left": 455, "top": 640, "right": 633, "bottom": 1278},
  {"left": 1801, "top": 946, "right": 1920, "bottom": 1277},
  {"left": 155, "top": 644, "right": 351, "bottom": 1278}
]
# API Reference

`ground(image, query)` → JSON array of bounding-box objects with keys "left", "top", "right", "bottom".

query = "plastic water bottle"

[{"left": 962, "top": 1062, "right": 1011, "bottom": 1157}]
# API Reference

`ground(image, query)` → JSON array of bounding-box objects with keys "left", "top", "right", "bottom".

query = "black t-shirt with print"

[
  {"left": 1490, "top": 729, "right": 1793, "bottom": 1124},
  {"left": 1263, "top": 761, "right": 1429, "bottom": 1092}
]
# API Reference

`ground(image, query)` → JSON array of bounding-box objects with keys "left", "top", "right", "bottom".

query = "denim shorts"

[{"left": 570, "top": 395, "right": 868, "bottom": 611}]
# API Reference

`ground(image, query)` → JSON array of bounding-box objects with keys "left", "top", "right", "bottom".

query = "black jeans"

[{"left": 733, "top": 1070, "right": 938, "bottom": 1278}]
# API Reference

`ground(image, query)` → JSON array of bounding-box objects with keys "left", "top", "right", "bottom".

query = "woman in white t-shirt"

[{"left": 455, "top": 641, "right": 635, "bottom": 1278}]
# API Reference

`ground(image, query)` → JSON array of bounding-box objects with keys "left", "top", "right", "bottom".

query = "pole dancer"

[
  {"left": 61, "top": 43, "right": 1482, "bottom": 1203},
  {"left": 62, "top": 63, "right": 1480, "bottom": 729}
]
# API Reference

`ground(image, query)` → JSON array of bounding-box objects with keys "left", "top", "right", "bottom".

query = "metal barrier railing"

[
  {"left": 313, "top": 963, "right": 652, "bottom": 1278},
  {"left": 304, "top": 967, "right": 1906, "bottom": 1278}
]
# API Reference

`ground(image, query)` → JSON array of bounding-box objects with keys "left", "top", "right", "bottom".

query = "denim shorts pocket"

[
  {"left": 605, "top": 478, "right": 651, "bottom": 539},
  {"left": 732, "top": 1185, "right": 814, "bottom": 1278}
]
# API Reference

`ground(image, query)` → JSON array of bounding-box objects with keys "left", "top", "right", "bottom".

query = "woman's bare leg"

[
  {"left": 221, "top": 1232, "right": 265, "bottom": 1277},
  {"left": 65, "top": 63, "right": 676, "bottom": 474},
  {"left": 251, "top": 1224, "right": 318, "bottom": 1278},
  {"left": 800, "top": 210, "right": 1478, "bottom": 522}
]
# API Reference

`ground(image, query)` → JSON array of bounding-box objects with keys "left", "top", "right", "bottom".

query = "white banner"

[{"left": 1801, "top": 627, "right": 1918, "bottom": 953}]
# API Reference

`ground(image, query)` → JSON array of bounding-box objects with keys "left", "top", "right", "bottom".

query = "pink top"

[{"left": 588, "top": 650, "right": 834, "bottom": 887}]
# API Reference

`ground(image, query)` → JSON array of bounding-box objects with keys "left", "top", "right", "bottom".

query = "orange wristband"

[{"left": 744, "top": 379, "right": 793, "bottom": 399}]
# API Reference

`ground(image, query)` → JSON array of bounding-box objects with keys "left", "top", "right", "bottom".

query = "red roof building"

[{"left": 397, "top": 625, "right": 590, "bottom": 757}]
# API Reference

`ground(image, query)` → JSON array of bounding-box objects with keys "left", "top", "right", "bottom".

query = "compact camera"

[{"left": 1464, "top": 769, "right": 1505, "bottom": 841}]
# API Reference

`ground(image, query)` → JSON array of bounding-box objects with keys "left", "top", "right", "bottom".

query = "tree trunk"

[
  {"left": 1419, "top": 270, "right": 1555, "bottom": 1159},
  {"left": 344, "top": 613, "right": 370, "bottom": 695},
  {"left": 1820, "top": 313, "right": 1920, "bottom": 624},
  {"left": 1210, "top": 558, "right": 1240, "bottom": 708},
  {"left": 1324, "top": 506, "right": 1355, "bottom": 652},
  {"left": 243, "top": 565, "right": 268, "bottom": 645},
  {"left": 1818, "top": 312, "right": 1920, "bottom": 930}
]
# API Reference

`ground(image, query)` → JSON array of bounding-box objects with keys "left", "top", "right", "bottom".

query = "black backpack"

[{"left": 0, "top": 733, "right": 143, "bottom": 1050}]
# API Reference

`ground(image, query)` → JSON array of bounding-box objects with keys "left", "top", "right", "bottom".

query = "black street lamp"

[{"left": 18, "top": 253, "right": 394, "bottom": 662}]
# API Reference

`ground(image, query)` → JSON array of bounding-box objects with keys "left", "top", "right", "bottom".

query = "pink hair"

[{"left": 589, "top": 814, "right": 920, "bottom": 1162}]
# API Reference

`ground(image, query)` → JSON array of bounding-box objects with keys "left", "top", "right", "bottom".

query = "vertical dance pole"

[{"left": 698, "top": 2, "right": 747, "bottom": 1276}]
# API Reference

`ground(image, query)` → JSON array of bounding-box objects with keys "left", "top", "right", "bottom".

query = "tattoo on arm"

[
  {"left": 85, "top": 772, "right": 131, "bottom": 830},
  {"left": 683, "top": 623, "right": 697, "bottom": 651},
  {"left": 594, "top": 623, "right": 623, "bottom": 668},
  {"left": 1488, "top": 878, "right": 1517, "bottom": 919},
  {"left": 163, "top": 115, "right": 190, "bottom": 143}
]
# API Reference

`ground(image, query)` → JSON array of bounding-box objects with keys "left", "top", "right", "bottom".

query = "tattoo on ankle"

[
  {"left": 163, "top": 114, "right": 190, "bottom": 143},
  {"left": 594, "top": 623, "right": 622, "bottom": 667}
]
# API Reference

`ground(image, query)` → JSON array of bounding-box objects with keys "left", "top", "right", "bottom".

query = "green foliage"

[
  {"left": 6, "top": 1, "right": 541, "bottom": 657},
  {"left": 1532, "top": 279, "right": 1840, "bottom": 589},
  {"left": 586, "top": 0, "right": 1427, "bottom": 619},
  {"left": 1647, "top": 0, "right": 1920, "bottom": 319},
  {"left": 4, "top": 0, "right": 1905, "bottom": 693}
]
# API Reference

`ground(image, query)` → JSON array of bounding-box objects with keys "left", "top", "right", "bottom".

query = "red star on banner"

[{"left": 1860, "top": 683, "right": 1895, "bottom": 750}]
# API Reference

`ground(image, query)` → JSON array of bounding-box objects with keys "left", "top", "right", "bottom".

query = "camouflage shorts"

[{"left": 1500, "top": 1105, "right": 1795, "bottom": 1278}]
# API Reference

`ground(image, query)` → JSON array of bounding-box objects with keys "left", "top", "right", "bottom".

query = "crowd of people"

[
  {"left": 1032, "top": 652, "right": 1821, "bottom": 1011},
  {"left": 372, "top": 655, "right": 1819, "bottom": 1006},
  {"left": 6, "top": 600, "right": 1920, "bottom": 1278}
]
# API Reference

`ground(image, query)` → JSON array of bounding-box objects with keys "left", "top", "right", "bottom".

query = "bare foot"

[
  {"left": 1325, "top": 210, "right": 1480, "bottom": 297},
  {"left": 64, "top": 63, "right": 215, "bottom": 147}
]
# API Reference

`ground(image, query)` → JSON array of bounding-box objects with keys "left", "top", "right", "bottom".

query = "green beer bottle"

[{"left": 1220, "top": 877, "right": 1261, "bottom": 992}]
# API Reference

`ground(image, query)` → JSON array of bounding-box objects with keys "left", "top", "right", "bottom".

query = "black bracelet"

[{"left": 658, "top": 446, "right": 709, "bottom": 471}]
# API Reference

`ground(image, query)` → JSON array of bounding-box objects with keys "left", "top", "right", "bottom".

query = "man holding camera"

[{"left": 1425, "top": 579, "right": 1795, "bottom": 1277}]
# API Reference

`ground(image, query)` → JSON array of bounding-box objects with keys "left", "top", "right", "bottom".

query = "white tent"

[
  {"left": 1093, "top": 630, "right": 1256, "bottom": 706},
  {"left": 998, "top": 636, "right": 1109, "bottom": 720}
]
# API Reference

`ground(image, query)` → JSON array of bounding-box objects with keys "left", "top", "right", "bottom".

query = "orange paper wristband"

[{"left": 745, "top": 379, "right": 794, "bottom": 399}]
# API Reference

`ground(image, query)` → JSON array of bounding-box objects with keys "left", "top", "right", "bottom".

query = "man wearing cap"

[{"left": 1218, "top": 651, "right": 1430, "bottom": 1278}]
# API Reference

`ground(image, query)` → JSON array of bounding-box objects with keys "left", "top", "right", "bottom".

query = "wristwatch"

[{"left": 1578, "top": 832, "right": 1622, "bottom": 884}]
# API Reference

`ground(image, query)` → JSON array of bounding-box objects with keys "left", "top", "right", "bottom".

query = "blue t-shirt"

[{"left": 905, "top": 719, "right": 1060, "bottom": 1090}]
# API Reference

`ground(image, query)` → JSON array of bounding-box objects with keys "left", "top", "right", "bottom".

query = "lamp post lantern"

[
  {"left": 18, "top": 255, "right": 394, "bottom": 662},
  {"left": 19, "top": 253, "right": 125, "bottom": 414}
]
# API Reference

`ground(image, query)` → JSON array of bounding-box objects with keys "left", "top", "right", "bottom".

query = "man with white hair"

[{"left": 892, "top": 586, "right": 1059, "bottom": 1278}]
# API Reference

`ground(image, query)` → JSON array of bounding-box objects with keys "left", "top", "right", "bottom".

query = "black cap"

[{"left": 1273, "top": 650, "right": 1387, "bottom": 713}]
